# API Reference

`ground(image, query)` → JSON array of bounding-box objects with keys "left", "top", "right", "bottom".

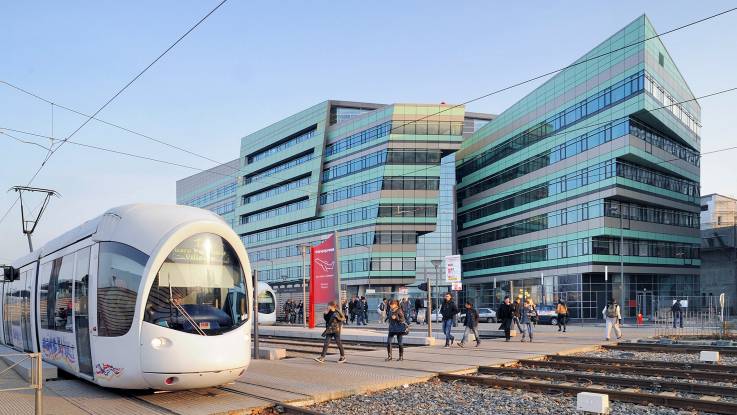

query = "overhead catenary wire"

[
  {"left": 0, "top": 0, "right": 230, "bottom": 228},
  {"left": 1, "top": 6, "right": 734, "bottom": 201},
  {"left": 1, "top": 6, "right": 734, "bottom": 249},
  {"left": 5, "top": 85, "right": 736, "bottom": 219}
]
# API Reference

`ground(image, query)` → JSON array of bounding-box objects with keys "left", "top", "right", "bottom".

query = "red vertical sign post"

[{"left": 309, "top": 233, "right": 339, "bottom": 328}]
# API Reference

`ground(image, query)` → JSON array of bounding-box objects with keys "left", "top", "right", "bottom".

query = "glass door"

[{"left": 74, "top": 247, "right": 93, "bottom": 377}]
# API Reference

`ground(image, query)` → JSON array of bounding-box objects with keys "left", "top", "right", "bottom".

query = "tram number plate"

[{"left": 199, "top": 322, "right": 211, "bottom": 329}]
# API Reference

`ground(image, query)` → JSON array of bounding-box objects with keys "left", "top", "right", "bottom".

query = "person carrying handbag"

[
  {"left": 314, "top": 301, "right": 346, "bottom": 363},
  {"left": 385, "top": 299, "right": 408, "bottom": 361}
]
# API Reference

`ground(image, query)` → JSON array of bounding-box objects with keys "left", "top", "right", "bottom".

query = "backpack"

[
  {"left": 606, "top": 303, "right": 618, "bottom": 318},
  {"left": 379, "top": 302, "right": 385, "bottom": 312}
]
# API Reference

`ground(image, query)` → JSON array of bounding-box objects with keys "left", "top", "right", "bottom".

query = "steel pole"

[
  {"left": 34, "top": 352, "right": 42, "bottom": 415},
  {"left": 301, "top": 246, "right": 307, "bottom": 327},
  {"left": 426, "top": 275, "right": 432, "bottom": 338},
  {"left": 253, "top": 270, "right": 259, "bottom": 360},
  {"left": 620, "top": 212, "right": 625, "bottom": 317}
]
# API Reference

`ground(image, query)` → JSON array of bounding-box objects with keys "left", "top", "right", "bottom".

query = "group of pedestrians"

[
  {"left": 347, "top": 296, "right": 368, "bottom": 326},
  {"left": 312, "top": 292, "right": 631, "bottom": 364},
  {"left": 282, "top": 299, "right": 302, "bottom": 324}
]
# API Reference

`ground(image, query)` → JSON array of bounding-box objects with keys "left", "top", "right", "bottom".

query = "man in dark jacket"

[
  {"left": 360, "top": 296, "right": 368, "bottom": 325},
  {"left": 457, "top": 301, "right": 481, "bottom": 347},
  {"left": 512, "top": 297, "right": 524, "bottom": 334},
  {"left": 672, "top": 299, "right": 683, "bottom": 328},
  {"left": 440, "top": 292, "right": 459, "bottom": 347},
  {"left": 497, "top": 296, "right": 514, "bottom": 341}
]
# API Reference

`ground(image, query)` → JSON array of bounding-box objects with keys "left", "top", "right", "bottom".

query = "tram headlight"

[{"left": 151, "top": 337, "right": 172, "bottom": 349}]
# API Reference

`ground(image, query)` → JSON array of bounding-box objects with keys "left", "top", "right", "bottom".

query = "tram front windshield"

[{"left": 144, "top": 233, "right": 248, "bottom": 335}]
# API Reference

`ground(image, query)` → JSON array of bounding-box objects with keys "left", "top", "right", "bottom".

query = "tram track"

[
  {"left": 216, "top": 386, "right": 327, "bottom": 415},
  {"left": 545, "top": 353, "right": 737, "bottom": 373},
  {"left": 603, "top": 342, "right": 737, "bottom": 355},
  {"left": 438, "top": 371, "right": 737, "bottom": 415}
]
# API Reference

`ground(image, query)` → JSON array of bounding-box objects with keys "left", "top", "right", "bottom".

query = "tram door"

[{"left": 73, "top": 247, "right": 93, "bottom": 377}]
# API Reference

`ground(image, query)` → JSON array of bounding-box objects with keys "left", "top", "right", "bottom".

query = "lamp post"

[
  {"left": 430, "top": 259, "right": 442, "bottom": 338},
  {"left": 299, "top": 244, "right": 310, "bottom": 327},
  {"left": 611, "top": 202, "right": 626, "bottom": 317},
  {"left": 431, "top": 259, "right": 442, "bottom": 336}
]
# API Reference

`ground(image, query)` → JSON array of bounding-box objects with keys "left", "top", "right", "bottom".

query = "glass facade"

[{"left": 455, "top": 15, "right": 701, "bottom": 319}]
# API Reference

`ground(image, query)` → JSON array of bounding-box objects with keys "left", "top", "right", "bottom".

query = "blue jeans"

[
  {"left": 673, "top": 312, "right": 683, "bottom": 328},
  {"left": 442, "top": 319, "right": 455, "bottom": 345}
]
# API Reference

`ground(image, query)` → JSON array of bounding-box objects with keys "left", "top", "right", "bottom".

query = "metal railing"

[
  {"left": 653, "top": 295, "right": 733, "bottom": 338},
  {"left": 0, "top": 352, "right": 43, "bottom": 415}
]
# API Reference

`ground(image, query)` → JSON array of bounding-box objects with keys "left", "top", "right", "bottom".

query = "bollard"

[{"left": 576, "top": 392, "right": 609, "bottom": 414}]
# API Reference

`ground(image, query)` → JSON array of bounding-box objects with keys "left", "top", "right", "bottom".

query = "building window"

[
  {"left": 246, "top": 127, "right": 317, "bottom": 164},
  {"left": 244, "top": 151, "right": 313, "bottom": 185}
]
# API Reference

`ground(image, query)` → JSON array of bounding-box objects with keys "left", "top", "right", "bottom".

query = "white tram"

[
  {"left": 257, "top": 282, "right": 276, "bottom": 325},
  {"left": 0, "top": 204, "right": 252, "bottom": 390}
]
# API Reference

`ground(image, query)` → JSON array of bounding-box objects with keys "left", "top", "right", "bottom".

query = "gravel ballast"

[{"left": 308, "top": 378, "right": 714, "bottom": 415}]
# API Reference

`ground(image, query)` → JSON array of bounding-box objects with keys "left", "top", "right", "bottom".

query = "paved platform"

[{"left": 0, "top": 324, "right": 656, "bottom": 414}]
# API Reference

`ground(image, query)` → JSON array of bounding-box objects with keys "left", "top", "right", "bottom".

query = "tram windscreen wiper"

[{"left": 168, "top": 276, "right": 207, "bottom": 336}]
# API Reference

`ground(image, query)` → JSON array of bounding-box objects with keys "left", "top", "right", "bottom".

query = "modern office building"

[
  {"left": 175, "top": 159, "right": 239, "bottom": 228},
  {"left": 233, "top": 100, "right": 492, "bottom": 298},
  {"left": 700, "top": 193, "right": 737, "bottom": 311},
  {"left": 455, "top": 15, "right": 702, "bottom": 318},
  {"left": 701, "top": 193, "right": 737, "bottom": 230}
]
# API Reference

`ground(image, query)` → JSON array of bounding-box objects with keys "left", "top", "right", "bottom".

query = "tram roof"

[{"left": 12, "top": 204, "right": 225, "bottom": 268}]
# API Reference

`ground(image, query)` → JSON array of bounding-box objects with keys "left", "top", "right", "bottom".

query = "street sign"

[
  {"left": 451, "top": 282, "right": 462, "bottom": 291},
  {"left": 366, "top": 288, "right": 376, "bottom": 294},
  {"left": 444, "top": 255, "right": 462, "bottom": 283},
  {"left": 398, "top": 287, "right": 409, "bottom": 294}
]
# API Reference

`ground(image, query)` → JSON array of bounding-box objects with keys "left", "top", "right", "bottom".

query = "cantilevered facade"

[
  {"left": 175, "top": 159, "right": 239, "bottom": 228},
  {"left": 455, "top": 15, "right": 701, "bottom": 318},
  {"left": 236, "top": 101, "right": 492, "bottom": 296}
]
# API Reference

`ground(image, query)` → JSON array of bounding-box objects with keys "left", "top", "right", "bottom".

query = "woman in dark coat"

[
  {"left": 497, "top": 296, "right": 514, "bottom": 341},
  {"left": 314, "top": 300, "right": 346, "bottom": 363},
  {"left": 385, "top": 299, "right": 407, "bottom": 361}
]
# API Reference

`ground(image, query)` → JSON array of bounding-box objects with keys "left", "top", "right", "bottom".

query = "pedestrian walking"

[
  {"left": 414, "top": 298, "right": 424, "bottom": 324},
  {"left": 377, "top": 298, "right": 387, "bottom": 324},
  {"left": 341, "top": 299, "right": 349, "bottom": 325},
  {"left": 385, "top": 299, "right": 408, "bottom": 361},
  {"left": 457, "top": 301, "right": 481, "bottom": 347},
  {"left": 440, "top": 292, "right": 459, "bottom": 348},
  {"left": 603, "top": 298, "right": 622, "bottom": 341},
  {"left": 360, "top": 296, "right": 368, "bottom": 325},
  {"left": 284, "top": 299, "right": 293, "bottom": 324},
  {"left": 520, "top": 298, "right": 537, "bottom": 342},
  {"left": 512, "top": 297, "right": 524, "bottom": 334},
  {"left": 401, "top": 297, "right": 411, "bottom": 322},
  {"left": 313, "top": 300, "right": 346, "bottom": 363},
  {"left": 556, "top": 299, "right": 568, "bottom": 332},
  {"left": 297, "top": 301, "right": 304, "bottom": 324},
  {"left": 671, "top": 299, "right": 683, "bottom": 328},
  {"left": 349, "top": 296, "right": 357, "bottom": 324},
  {"left": 497, "top": 296, "right": 514, "bottom": 341}
]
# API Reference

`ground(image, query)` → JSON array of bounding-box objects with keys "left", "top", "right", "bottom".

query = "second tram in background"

[{"left": 257, "top": 281, "right": 276, "bottom": 325}]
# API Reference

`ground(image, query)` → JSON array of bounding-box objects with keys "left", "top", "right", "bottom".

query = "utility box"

[
  {"left": 700, "top": 351, "right": 720, "bottom": 363},
  {"left": 576, "top": 392, "right": 610, "bottom": 414}
]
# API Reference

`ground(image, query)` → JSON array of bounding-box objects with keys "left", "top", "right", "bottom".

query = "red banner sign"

[{"left": 309, "top": 233, "right": 339, "bottom": 328}]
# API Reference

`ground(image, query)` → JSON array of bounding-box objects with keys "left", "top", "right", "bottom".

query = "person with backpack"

[
  {"left": 377, "top": 298, "right": 387, "bottom": 324},
  {"left": 603, "top": 298, "right": 622, "bottom": 341},
  {"left": 361, "top": 296, "right": 369, "bottom": 325},
  {"left": 314, "top": 300, "right": 347, "bottom": 363},
  {"left": 440, "top": 292, "right": 459, "bottom": 347},
  {"left": 457, "top": 301, "right": 481, "bottom": 347},
  {"left": 671, "top": 299, "right": 683, "bottom": 328},
  {"left": 497, "top": 296, "right": 514, "bottom": 341},
  {"left": 348, "top": 296, "right": 357, "bottom": 324},
  {"left": 556, "top": 299, "right": 568, "bottom": 332},
  {"left": 520, "top": 298, "right": 537, "bottom": 342},
  {"left": 385, "top": 299, "right": 408, "bottom": 361}
]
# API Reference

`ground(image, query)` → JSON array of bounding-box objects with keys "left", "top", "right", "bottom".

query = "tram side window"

[
  {"left": 97, "top": 242, "right": 148, "bottom": 337},
  {"left": 54, "top": 255, "right": 75, "bottom": 332},
  {"left": 38, "top": 261, "right": 53, "bottom": 329}
]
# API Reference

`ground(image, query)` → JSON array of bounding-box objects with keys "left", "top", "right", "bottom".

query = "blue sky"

[{"left": 1, "top": 0, "right": 736, "bottom": 261}]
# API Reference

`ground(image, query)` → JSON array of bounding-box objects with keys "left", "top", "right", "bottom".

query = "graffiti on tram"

[
  {"left": 41, "top": 336, "right": 77, "bottom": 368},
  {"left": 95, "top": 363, "right": 124, "bottom": 380}
]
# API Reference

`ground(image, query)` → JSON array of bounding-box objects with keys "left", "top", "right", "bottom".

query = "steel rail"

[
  {"left": 477, "top": 366, "right": 737, "bottom": 397},
  {"left": 217, "top": 386, "right": 327, "bottom": 415},
  {"left": 605, "top": 343, "right": 737, "bottom": 355},
  {"left": 516, "top": 359, "right": 737, "bottom": 382},
  {"left": 548, "top": 354, "right": 737, "bottom": 373},
  {"left": 437, "top": 373, "right": 737, "bottom": 415}
]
